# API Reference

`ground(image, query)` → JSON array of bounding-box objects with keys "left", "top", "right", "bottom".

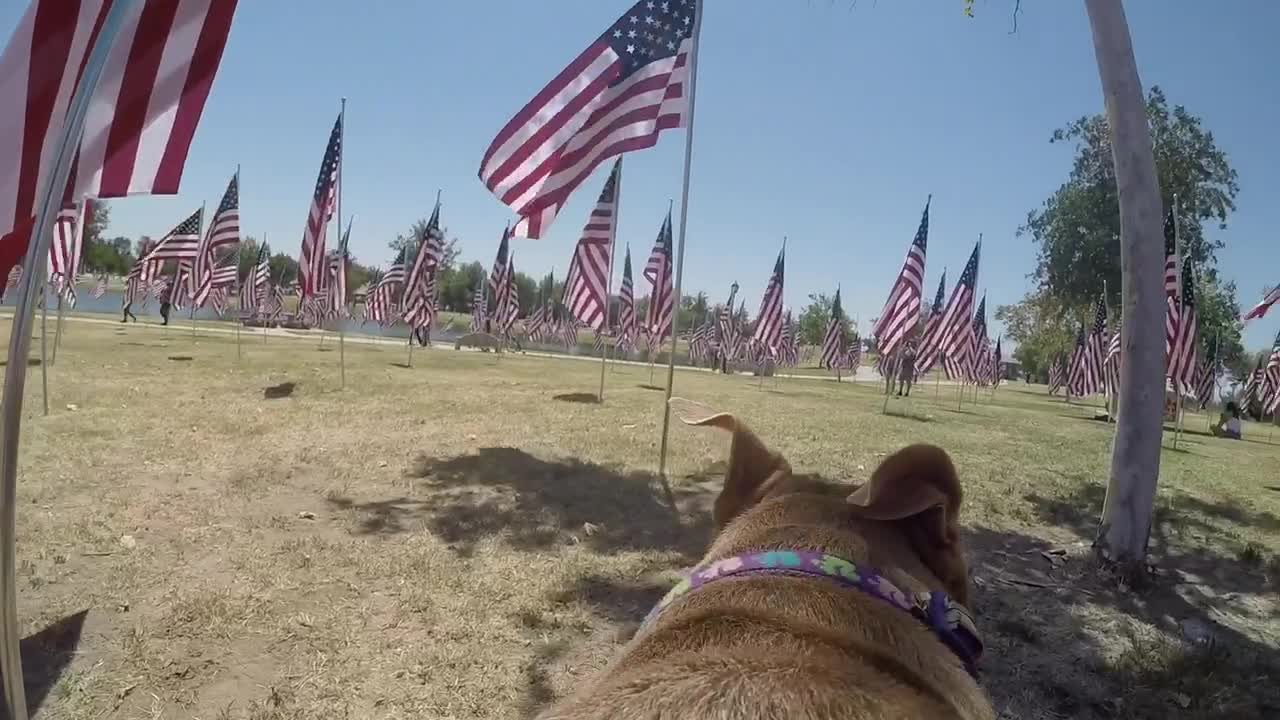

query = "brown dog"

[{"left": 539, "top": 413, "right": 994, "bottom": 719}]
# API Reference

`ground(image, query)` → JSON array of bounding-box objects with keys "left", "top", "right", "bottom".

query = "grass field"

[{"left": 7, "top": 315, "right": 1279, "bottom": 719}]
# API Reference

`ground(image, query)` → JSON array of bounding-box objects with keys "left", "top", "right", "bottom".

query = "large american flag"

[
  {"left": 1163, "top": 207, "right": 1180, "bottom": 360},
  {"left": 914, "top": 269, "right": 947, "bottom": 375},
  {"left": 0, "top": 0, "right": 238, "bottom": 284},
  {"left": 366, "top": 249, "right": 406, "bottom": 326},
  {"left": 489, "top": 226, "right": 512, "bottom": 299},
  {"left": 779, "top": 311, "right": 799, "bottom": 367},
  {"left": 526, "top": 301, "right": 549, "bottom": 341},
  {"left": 193, "top": 172, "right": 239, "bottom": 306},
  {"left": 873, "top": 198, "right": 929, "bottom": 358},
  {"left": 819, "top": 287, "right": 846, "bottom": 370},
  {"left": 1195, "top": 333, "right": 1218, "bottom": 410},
  {"left": 1243, "top": 285, "right": 1280, "bottom": 323},
  {"left": 328, "top": 218, "right": 352, "bottom": 320},
  {"left": 1077, "top": 295, "right": 1108, "bottom": 396},
  {"left": 1048, "top": 353, "right": 1066, "bottom": 396},
  {"left": 563, "top": 159, "right": 621, "bottom": 330},
  {"left": 208, "top": 261, "right": 237, "bottom": 289},
  {"left": 643, "top": 211, "right": 674, "bottom": 342},
  {"left": 469, "top": 280, "right": 489, "bottom": 333},
  {"left": 933, "top": 241, "right": 981, "bottom": 378},
  {"left": 1167, "top": 259, "right": 1199, "bottom": 392},
  {"left": 1263, "top": 330, "right": 1280, "bottom": 414},
  {"left": 479, "top": 0, "right": 698, "bottom": 239},
  {"left": 1104, "top": 325, "right": 1122, "bottom": 398},
  {"left": 1242, "top": 356, "right": 1264, "bottom": 406},
  {"left": 991, "top": 336, "right": 1003, "bottom": 386},
  {"left": 91, "top": 274, "right": 107, "bottom": 299},
  {"left": 616, "top": 246, "right": 636, "bottom": 347},
  {"left": 239, "top": 242, "right": 269, "bottom": 314},
  {"left": 124, "top": 240, "right": 161, "bottom": 307},
  {"left": 716, "top": 283, "right": 740, "bottom": 365},
  {"left": 49, "top": 198, "right": 92, "bottom": 305},
  {"left": 1066, "top": 322, "right": 1093, "bottom": 397},
  {"left": 752, "top": 246, "right": 786, "bottom": 353},
  {"left": 403, "top": 204, "right": 444, "bottom": 329},
  {"left": 140, "top": 209, "right": 202, "bottom": 262},
  {"left": 497, "top": 255, "right": 520, "bottom": 333},
  {"left": 298, "top": 113, "right": 342, "bottom": 301},
  {"left": 966, "top": 294, "right": 988, "bottom": 383}
]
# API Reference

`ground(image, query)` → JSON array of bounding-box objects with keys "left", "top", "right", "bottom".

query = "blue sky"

[{"left": 3, "top": 1, "right": 1277, "bottom": 349}]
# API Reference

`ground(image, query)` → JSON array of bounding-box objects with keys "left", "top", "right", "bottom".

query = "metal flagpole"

[
  {"left": 39, "top": 285, "right": 50, "bottom": 416},
  {"left": 51, "top": 291, "right": 65, "bottom": 366},
  {"left": 2, "top": 3, "right": 134, "bottom": 716},
  {"left": 656, "top": 1, "right": 703, "bottom": 480},
  {"left": 235, "top": 165, "right": 243, "bottom": 361},
  {"left": 1171, "top": 194, "right": 1185, "bottom": 449},
  {"left": 598, "top": 160, "right": 622, "bottom": 402},
  {"left": 337, "top": 99, "right": 346, "bottom": 390}
]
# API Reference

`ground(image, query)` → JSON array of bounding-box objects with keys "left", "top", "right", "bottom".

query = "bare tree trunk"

[{"left": 1085, "top": 0, "right": 1165, "bottom": 577}]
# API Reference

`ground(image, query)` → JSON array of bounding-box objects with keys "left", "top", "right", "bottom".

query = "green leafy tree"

[
  {"left": 994, "top": 291, "right": 1077, "bottom": 381},
  {"left": 268, "top": 253, "right": 298, "bottom": 285}
]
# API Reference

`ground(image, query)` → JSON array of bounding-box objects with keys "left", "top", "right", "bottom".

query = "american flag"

[
  {"left": 1048, "top": 353, "right": 1066, "bottom": 396},
  {"left": 193, "top": 172, "right": 239, "bottom": 306},
  {"left": 563, "top": 159, "right": 621, "bottom": 330},
  {"left": 1163, "top": 207, "right": 1179, "bottom": 360},
  {"left": 124, "top": 243, "right": 161, "bottom": 307},
  {"left": 209, "top": 262, "right": 238, "bottom": 289},
  {"left": 819, "top": 287, "right": 846, "bottom": 370},
  {"left": 1243, "top": 285, "right": 1280, "bottom": 323},
  {"left": 403, "top": 203, "right": 444, "bottom": 329},
  {"left": 0, "top": 0, "right": 238, "bottom": 284},
  {"left": 992, "top": 336, "right": 1003, "bottom": 386},
  {"left": 239, "top": 242, "right": 269, "bottom": 315},
  {"left": 616, "top": 246, "right": 636, "bottom": 347},
  {"left": 752, "top": 246, "right": 786, "bottom": 353},
  {"left": 526, "top": 301, "right": 549, "bottom": 341},
  {"left": 1066, "top": 323, "right": 1092, "bottom": 397},
  {"left": 91, "top": 274, "right": 107, "bottom": 299},
  {"left": 846, "top": 336, "right": 862, "bottom": 373},
  {"left": 1195, "top": 333, "right": 1218, "bottom": 410},
  {"left": 470, "top": 280, "right": 489, "bottom": 333},
  {"left": 592, "top": 329, "right": 608, "bottom": 353},
  {"left": 140, "top": 209, "right": 203, "bottom": 262},
  {"left": 1263, "top": 330, "right": 1280, "bottom": 414},
  {"left": 966, "top": 294, "right": 988, "bottom": 383},
  {"left": 688, "top": 319, "right": 712, "bottom": 363},
  {"left": 168, "top": 260, "right": 192, "bottom": 311},
  {"left": 1104, "top": 326, "right": 1122, "bottom": 398},
  {"left": 716, "top": 283, "right": 740, "bottom": 365},
  {"left": 489, "top": 226, "right": 512, "bottom": 298},
  {"left": 267, "top": 283, "right": 286, "bottom": 320},
  {"left": 497, "top": 255, "right": 520, "bottom": 333},
  {"left": 560, "top": 314, "right": 580, "bottom": 349},
  {"left": 914, "top": 269, "right": 947, "bottom": 375},
  {"left": 933, "top": 240, "right": 981, "bottom": 379},
  {"left": 779, "top": 311, "right": 798, "bottom": 367},
  {"left": 643, "top": 211, "right": 674, "bottom": 342},
  {"left": 5, "top": 267, "right": 20, "bottom": 294},
  {"left": 1080, "top": 294, "right": 1108, "bottom": 395},
  {"left": 209, "top": 285, "right": 229, "bottom": 317},
  {"left": 1167, "top": 259, "right": 1199, "bottom": 392},
  {"left": 1242, "top": 356, "right": 1264, "bottom": 406},
  {"left": 49, "top": 198, "right": 92, "bottom": 305},
  {"left": 328, "top": 218, "right": 352, "bottom": 320},
  {"left": 366, "top": 249, "right": 406, "bottom": 326},
  {"left": 873, "top": 198, "right": 929, "bottom": 359},
  {"left": 298, "top": 113, "right": 342, "bottom": 302},
  {"left": 479, "top": 0, "right": 698, "bottom": 239}
]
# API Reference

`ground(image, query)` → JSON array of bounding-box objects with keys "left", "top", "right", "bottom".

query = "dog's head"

[{"left": 688, "top": 412, "right": 970, "bottom": 605}]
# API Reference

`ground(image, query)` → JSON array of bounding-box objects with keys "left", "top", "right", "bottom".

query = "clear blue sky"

[{"left": 4, "top": 1, "right": 1277, "bottom": 349}]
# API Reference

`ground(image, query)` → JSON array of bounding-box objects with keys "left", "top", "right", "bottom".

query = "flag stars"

[
  {"left": 613, "top": 29, "right": 622, "bottom": 38},
  {"left": 626, "top": 43, "right": 635, "bottom": 53},
  {"left": 628, "top": 28, "right": 637, "bottom": 38}
]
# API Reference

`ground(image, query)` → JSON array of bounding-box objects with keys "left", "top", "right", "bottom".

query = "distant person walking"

[
  {"left": 897, "top": 344, "right": 918, "bottom": 397},
  {"left": 121, "top": 302, "right": 137, "bottom": 323},
  {"left": 159, "top": 282, "right": 172, "bottom": 326}
]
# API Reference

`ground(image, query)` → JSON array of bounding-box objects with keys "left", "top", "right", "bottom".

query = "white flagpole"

[
  {"left": 337, "top": 98, "right": 346, "bottom": 389},
  {"left": 598, "top": 159, "right": 622, "bottom": 402},
  {"left": 192, "top": 201, "right": 205, "bottom": 339},
  {"left": 1, "top": 4, "right": 135, "bottom": 716},
  {"left": 39, "top": 284, "right": 50, "bottom": 416},
  {"left": 235, "top": 165, "right": 242, "bottom": 360}
]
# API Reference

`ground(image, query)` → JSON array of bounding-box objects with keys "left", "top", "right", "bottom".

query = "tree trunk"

[{"left": 1084, "top": 0, "right": 1165, "bottom": 577}]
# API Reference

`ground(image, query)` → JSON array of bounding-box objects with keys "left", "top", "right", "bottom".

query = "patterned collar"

[{"left": 642, "top": 549, "right": 983, "bottom": 677}]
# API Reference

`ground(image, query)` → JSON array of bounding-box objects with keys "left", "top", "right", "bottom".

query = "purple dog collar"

[{"left": 642, "top": 549, "right": 983, "bottom": 676}]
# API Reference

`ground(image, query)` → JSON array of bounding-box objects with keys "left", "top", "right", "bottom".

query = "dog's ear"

[
  {"left": 686, "top": 413, "right": 791, "bottom": 530},
  {"left": 848, "top": 444, "right": 969, "bottom": 604}
]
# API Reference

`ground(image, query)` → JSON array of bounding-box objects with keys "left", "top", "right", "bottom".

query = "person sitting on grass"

[{"left": 1211, "top": 401, "right": 1242, "bottom": 440}]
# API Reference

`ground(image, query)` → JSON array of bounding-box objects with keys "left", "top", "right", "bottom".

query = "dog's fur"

[{"left": 539, "top": 413, "right": 994, "bottom": 719}]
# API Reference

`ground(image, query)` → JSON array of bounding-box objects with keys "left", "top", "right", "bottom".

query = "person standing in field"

[
  {"left": 159, "top": 281, "right": 172, "bottom": 326},
  {"left": 121, "top": 301, "right": 137, "bottom": 323},
  {"left": 897, "top": 343, "right": 918, "bottom": 397}
]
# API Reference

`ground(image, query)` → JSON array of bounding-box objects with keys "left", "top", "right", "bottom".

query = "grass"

[{"left": 7, "top": 314, "right": 1280, "bottom": 719}]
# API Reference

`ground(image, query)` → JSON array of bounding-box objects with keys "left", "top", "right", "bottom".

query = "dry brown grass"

[{"left": 7, "top": 315, "right": 1279, "bottom": 719}]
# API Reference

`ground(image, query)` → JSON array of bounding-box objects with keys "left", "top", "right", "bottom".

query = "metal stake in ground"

[
  {"left": 655, "top": 0, "right": 704, "bottom": 480},
  {"left": 0, "top": 4, "right": 133, "bottom": 715}
]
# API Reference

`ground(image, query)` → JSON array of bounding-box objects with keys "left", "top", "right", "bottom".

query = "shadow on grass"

[
  {"left": 167, "top": 355, "right": 194, "bottom": 362},
  {"left": 883, "top": 408, "right": 934, "bottom": 423},
  {"left": 553, "top": 392, "right": 600, "bottom": 405},
  {"left": 636, "top": 384, "right": 665, "bottom": 392},
  {"left": 327, "top": 447, "right": 709, "bottom": 560},
  {"left": 0, "top": 357, "right": 41, "bottom": 367},
  {"left": 263, "top": 381, "right": 296, "bottom": 399},
  {"left": 389, "top": 362, "right": 412, "bottom": 369},
  {"left": 21, "top": 609, "right": 87, "bottom": 715}
]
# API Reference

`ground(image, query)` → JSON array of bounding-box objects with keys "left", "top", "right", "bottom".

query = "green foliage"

[
  {"left": 268, "top": 253, "right": 298, "bottom": 285},
  {"left": 1016, "top": 86, "right": 1244, "bottom": 375},
  {"left": 797, "top": 293, "right": 851, "bottom": 346},
  {"left": 994, "top": 291, "right": 1076, "bottom": 381}
]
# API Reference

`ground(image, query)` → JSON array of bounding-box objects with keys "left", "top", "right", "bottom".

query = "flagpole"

[
  {"left": 51, "top": 290, "right": 65, "bottom": 366},
  {"left": 1, "top": 2, "right": 133, "bottom": 715},
  {"left": 598, "top": 160, "right": 622, "bottom": 402},
  {"left": 38, "top": 285, "right": 50, "bottom": 417},
  {"left": 235, "top": 165, "right": 242, "bottom": 361},
  {"left": 337, "top": 98, "right": 347, "bottom": 390},
  {"left": 1171, "top": 194, "right": 1185, "bottom": 449}
]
